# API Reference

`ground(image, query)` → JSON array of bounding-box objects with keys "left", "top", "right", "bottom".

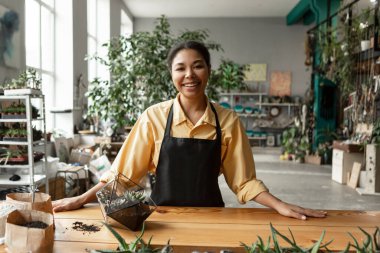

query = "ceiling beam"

[{"left": 286, "top": 0, "right": 311, "bottom": 25}]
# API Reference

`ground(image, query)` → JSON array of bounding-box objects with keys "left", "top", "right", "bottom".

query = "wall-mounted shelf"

[{"left": 220, "top": 92, "right": 300, "bottom": 146}]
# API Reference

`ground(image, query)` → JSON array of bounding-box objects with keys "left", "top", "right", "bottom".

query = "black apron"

[{"left": 150, "top": 102, "right": 224, "bottom": 207}]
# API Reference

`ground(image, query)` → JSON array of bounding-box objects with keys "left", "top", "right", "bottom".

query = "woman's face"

[{"left": 171, "top": 49, "right": 210, "bottom": 100}]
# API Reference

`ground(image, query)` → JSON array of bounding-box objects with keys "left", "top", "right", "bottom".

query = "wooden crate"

[{"left": 38, "top": 177, "right": 65, "bottom": 200}]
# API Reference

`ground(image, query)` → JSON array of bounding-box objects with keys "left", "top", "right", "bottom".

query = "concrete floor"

[{"left": 219, "top": 147, "right": 380, "bottom": 211}]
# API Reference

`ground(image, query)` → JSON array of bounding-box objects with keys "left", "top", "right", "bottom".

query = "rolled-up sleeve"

[
  {"left": 221, "top": 113, "right": 268, "bottom": 204},
  {"left": 100, "top": 112, "right": 154, "bottom": 184}
]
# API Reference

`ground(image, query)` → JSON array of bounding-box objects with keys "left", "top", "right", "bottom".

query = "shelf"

[
  {"left": 0, "top": 118, "right": 28, "bottom": 123},
  {"left": 0, "top": 160, "right": 44, "bottom": 169},
  {"left": 0, "top": 94, "right": 48, "bottom": 192},
  {"left": 0, "top": 94, "right": 44, "bottom": 100},
  {"left": 50, "top": 109, "right": 72, "bottom": 113},
  {"left": 0, "top": 118, "right": 44, "bottom": 123},
  {"left": 0, "top": 174, "right": 46, "bottom": 186},
  {"left": 220, "top": 92, "right": 266, "bottom": 96},
  {"left": 259, "top": 103, "right": 300, "bottom": 107},
  {"left": 237, "top": 113, "right": 267, "bottom": 118},
  {"left": 355, "top": 48, "right": 380, "bottom": 61},
  {"left": 0, "top": 140, "right": 45, "bottom": 146},
  {"left": 248, "top": 136, "right": 267, "bottom": 140}
]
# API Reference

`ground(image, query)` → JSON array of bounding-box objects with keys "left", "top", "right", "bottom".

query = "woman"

[{"left": 53, "top": 40, "right": 326, "bottom": 220}]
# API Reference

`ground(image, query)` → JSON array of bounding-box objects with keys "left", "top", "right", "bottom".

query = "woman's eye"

[
  {"left": 174, "top": 67, "right": 184, "bottom": 71},
  {"left": 194, "top": 65, "right": 204, "bottom": 69}
]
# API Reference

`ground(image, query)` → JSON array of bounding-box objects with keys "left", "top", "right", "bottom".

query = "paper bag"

[
  {"left": 5, "top": 209, "right": 54, "bottom": 253},
  {"left": 0, "top": 202, "right": 17, "bottom": 238},
  {"left": 89, "top": 155, "right": 111, "bottom": 180},
  {"left": 6, "top": 193, "right": 53, "bottom": 214}
]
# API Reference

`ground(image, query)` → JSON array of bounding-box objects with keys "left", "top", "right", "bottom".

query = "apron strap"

[{"left": 164, "top": 101, "right": 221, "bottom": 142}]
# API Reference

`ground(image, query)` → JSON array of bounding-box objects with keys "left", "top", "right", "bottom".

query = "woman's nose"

[{"left": 185, "top": 68, "right": 194, "bottom": 78}]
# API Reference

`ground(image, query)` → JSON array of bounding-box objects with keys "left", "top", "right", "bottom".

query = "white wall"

[
  {"left": 135, "top": 17, "right": 311, "bottom": 96},
  {"left": 0, "top": 0, "right": 25, "bottom": 82}
]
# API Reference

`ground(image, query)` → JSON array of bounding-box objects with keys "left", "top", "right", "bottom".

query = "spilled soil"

[{"left": 69, "top": 221, "right": 101, "bottom": 235}]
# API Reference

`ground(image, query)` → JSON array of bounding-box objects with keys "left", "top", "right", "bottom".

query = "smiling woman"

[{"left": 53, "top": 40, "right": 326, "bottom": 221}]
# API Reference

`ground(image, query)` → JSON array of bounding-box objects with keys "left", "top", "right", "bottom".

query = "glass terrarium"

[{"left": 96, "top": 173, "right": 156, "bottom": 231}]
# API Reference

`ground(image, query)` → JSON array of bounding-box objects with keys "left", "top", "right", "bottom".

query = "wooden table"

[{"left": 1, "top": 204, "right": 380, "bottom": 252}]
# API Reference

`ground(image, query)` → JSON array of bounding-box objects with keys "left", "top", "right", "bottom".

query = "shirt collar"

[{"left": 172, "top": 94, "right": 216, "bottom": 127}]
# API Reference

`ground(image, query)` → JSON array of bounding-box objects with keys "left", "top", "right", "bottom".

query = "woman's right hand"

[
  {"left": 52, "top": 182, "right": 106, "bottom": 213},
  {"left": 52, "top": 196, "right": 84, "bottom": 212}
]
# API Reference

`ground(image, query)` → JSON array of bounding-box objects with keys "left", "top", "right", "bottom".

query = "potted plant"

[
  {"left": 216, "top": 59, "right": 248, "bottom": 92},
  {"left": 1, "top": 102, "right": 26, "bottom": 119},
  {"left": 86, "top": 16, "right": 246, "bottom": 132},
  {"left": 96, "top": 173, "right": 157, "bottom": 231},
  {"left": 89, "top": 222, "right": 172, "bottom": 253},
  {"left": 2, "top": 68, "right": 42, "bottom": 96}
]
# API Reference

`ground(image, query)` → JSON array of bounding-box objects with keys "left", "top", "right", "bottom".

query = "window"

[
  {"left": 25, "top": 0, "right": 55, "bottom": 131},
  {"left": 87, "top": 0, "right": 109, "bottom": 84}
]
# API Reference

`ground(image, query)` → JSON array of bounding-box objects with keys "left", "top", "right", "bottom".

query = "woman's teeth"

[{"left": 183, "top": 83, "right": 198, "bottom": 87}]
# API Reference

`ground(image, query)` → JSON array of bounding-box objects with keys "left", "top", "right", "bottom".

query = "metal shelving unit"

[
  {"left": 220, "top": 92, "right": 300, "bottom": 146},
  {"left": 0, "top": 94, "right": 48, "bottom": 193}
]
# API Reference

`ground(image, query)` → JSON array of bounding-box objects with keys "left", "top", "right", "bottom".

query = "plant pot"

[
  {"left": 6, "top": 192, "right": 53, "bottom": 215},
  {"left": 5, "top": 209, "right": 54, "bottom": 253},
  {"left": 96, "top": 173, "right": 157, "bottom": 231},
  {"left": 1, "top": 113, "right": 26, "bottom": 119},
  {"left": 361, "top": 40, "right": 371, "bottom": 51}
]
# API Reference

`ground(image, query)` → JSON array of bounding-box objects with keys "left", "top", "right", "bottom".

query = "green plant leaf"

[
  {"left": 310, "top": 230, "right": 325, "bottom": 253},
  {"left": 128, "top": 222, "right": 146, "bottom": 251},
  {"left": 102, "top": 222, "right": 129, "bottom": 251},
  {"left": 269, "top": 223, "right": 283, "bottom": 253}
]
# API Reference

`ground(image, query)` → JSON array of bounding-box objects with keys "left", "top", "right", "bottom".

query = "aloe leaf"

[
  {"left": 311, "top": 230, "right": 325, "bottom": 253},
  {"left": 274, "top": 227, "right": 302, "bottom": 251},
  {"left": 348, "top": 232, "right": 360, "bottom": 249},
  {"left": 102, "top": 222, "right": 129, "bottom": 251},
  {"left": 319, "top": 239, "right": 333, "bottom": 249},
  {"left": 159, "top": 239, "right": 173, "bottom": 253},
  {"left": 264, "top": 236, "right": 272, "bottom": 251},
  {"left": 90, "top": 250, "right": 131, "bottom": 253},
  {"left": 358, "top": 227, "right": 372, "bottom": 250},
  {"left": 270, "top": 223, "right": 282, "bottom": 253},
  {"left": 129, "top": 222, "right": 146, "bottom": 251},
  {"left": 334, "top": 242, "right": 351, "bottom": 253},
  {"left": 288, "top": 228, "right": 297, "bottom": 245},
  {"left": 374, "top": 227, "right": 380, "bottom": 250}
]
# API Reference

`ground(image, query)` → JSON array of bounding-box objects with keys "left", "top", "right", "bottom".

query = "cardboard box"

[
  {"left": 305, "top": 155, "right": 321, "bottom": 165},
  {"left": 38, "top": 177, "right": 65, "bottom": 200}
]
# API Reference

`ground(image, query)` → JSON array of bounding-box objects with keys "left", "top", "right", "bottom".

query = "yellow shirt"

[{"left": 100, "top": 95, "right": 268, "bottom": 204}]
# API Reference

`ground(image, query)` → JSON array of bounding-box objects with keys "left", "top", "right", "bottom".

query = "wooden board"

[{"left": 348, "top": 162, "right": 362, "bottom": 189}]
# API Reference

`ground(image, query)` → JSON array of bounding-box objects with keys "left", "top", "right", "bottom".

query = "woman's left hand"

[
  {"left": 253, "top": 191, "right": 327, "bottom": 220},
  {"left": 275, "top": 201, "right": 327, "bottom": 220}
]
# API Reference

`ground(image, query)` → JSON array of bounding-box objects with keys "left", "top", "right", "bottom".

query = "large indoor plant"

[{"left": 86, "top": 16, "right": 246, "bottom": 131}]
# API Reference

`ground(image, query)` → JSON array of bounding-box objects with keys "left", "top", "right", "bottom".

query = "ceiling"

[{"left": 123, "top": 0, "right": 301, "bottom": 18}]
